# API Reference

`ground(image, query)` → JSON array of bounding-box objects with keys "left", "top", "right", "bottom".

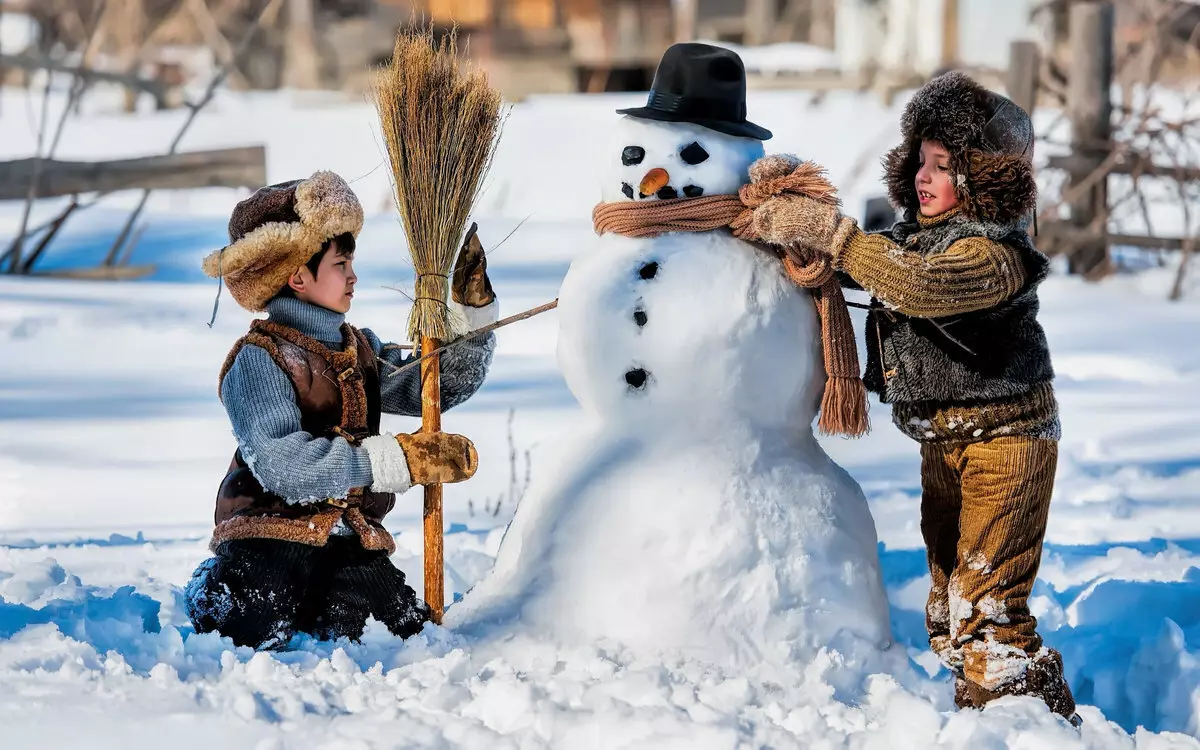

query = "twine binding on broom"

[{"left": 593, "top": 160, "right": 869, "bottom": 438}]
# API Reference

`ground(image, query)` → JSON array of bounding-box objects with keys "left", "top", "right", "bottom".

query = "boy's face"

[
  {"left": 915, "top": 140, "right": 961, "bottom": 217},
  {"left": 288, "top": 240, "right": 357, "bottom": 314}
]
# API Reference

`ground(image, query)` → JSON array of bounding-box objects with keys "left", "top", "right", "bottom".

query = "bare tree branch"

[
  {"left": 102, "top": 0, "right": 284, "bottom": 268},
  {"left": 4, "top": 0, "right": 108, "bottom": 274}
]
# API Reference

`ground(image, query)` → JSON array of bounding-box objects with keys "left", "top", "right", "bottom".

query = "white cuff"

[
  {"left": 448, "top": 298, "right": 499, "bottom": 337},
  {"left": 362, "top": 433, "right": 413, "bottom": 494}
]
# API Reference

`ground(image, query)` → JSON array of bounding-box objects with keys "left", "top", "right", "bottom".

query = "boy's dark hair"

[{"left": 273, "top": 232, "right": 356, "bottom": 300}]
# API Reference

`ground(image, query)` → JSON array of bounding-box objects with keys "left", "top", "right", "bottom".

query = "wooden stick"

[
  {"left": 420, "top": 336, "right": 445, "bottom": 624},
  {"left": 384, "top": 298, "right": 561, "bottom": 378}
]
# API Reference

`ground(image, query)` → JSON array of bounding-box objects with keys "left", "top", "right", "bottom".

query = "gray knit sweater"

[{"left": 221, "top": 296, "right": 496, "bottom": 503}]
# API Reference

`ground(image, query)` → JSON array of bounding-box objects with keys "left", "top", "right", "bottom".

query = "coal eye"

[
  {"left": 680, "top": 142, "right": 709, "bottom": 165},
  {"left": 622, "top": 146, "right": 645, "bottom": 166}
]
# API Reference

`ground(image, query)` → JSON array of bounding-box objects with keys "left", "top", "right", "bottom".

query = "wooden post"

[
  {"left": 941, "top": 0, "right": 959, "bottom": 68},
  {"left": 613, "top": 0, "right": 640, "bottom": 63},
  {"left": 674, "top": 0, "right": 698, "bottom": 43},
  {"left": 1007, "top": 40, "right": 1040, "bottom": 115},
  {"left": 744, "top": 0, "right": 775, "bottom": 46},
  {"left": 809, "top": 0, "right": 837, "bottom": 49},
  {"left": 282, "top": 0, "right": 321, "bottom": 90},
  {"left": 1066, "top": 0, "right": 1113, "bottom": 277},
  {"left": 115, "top": 0, "right": 146, "bottom": 113},
  {"left": 421, "top": 339, "right": 445, "bottom": 624}
]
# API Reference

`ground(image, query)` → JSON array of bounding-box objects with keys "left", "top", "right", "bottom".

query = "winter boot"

[
  {"left": 961, "top": 648, "right": 1081, "bottom": 726},
  {"left": 953, "top": 674, "right": 974, "bottom": 710}
]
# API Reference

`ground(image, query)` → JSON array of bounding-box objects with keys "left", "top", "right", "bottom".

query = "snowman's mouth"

[{"left": 620, "top": 168, "right": 704, "bottom": 201}]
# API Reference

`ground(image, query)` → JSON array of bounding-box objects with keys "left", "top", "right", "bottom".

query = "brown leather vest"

[{"left": 210, "top": 320, "right": 396, "bottom": 552}]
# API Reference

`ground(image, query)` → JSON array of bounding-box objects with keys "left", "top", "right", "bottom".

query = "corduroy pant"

[
  {"left": 920, "top": 436, "right": 1057, "bottom": 689},
  {"left": 185, "top": 536, "right": 429, "bottom": 649}
]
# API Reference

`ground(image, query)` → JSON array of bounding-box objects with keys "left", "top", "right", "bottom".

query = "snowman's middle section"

[{"left": 557, "top": 229, "right": 824, "bottom": 431}]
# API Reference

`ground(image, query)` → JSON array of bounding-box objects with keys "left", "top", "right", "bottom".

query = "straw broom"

[{"left": 372, "top": 27, "right": 505, "bottom": 624}]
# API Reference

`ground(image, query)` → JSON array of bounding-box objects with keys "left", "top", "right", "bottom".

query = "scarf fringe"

[{"left": 818, "top": 376, "right": 871, "bottom": 438}]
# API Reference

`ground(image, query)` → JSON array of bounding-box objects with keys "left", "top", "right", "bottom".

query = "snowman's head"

[{"left": 601, "top": 117, "right": 766, "bottom": 203}]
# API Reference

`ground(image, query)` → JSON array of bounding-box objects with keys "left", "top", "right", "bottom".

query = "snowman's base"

[{"left": 449, "top": 422, "right": 892, "bottom": 673}]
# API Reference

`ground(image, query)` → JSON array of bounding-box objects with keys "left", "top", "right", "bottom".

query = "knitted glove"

[
  {"left": 362, "top": 432, "right": 479, "bottom": 493},
  {"left": 752, "top": 193, "right": 847, "bottom": 254},
  {"left": 743, "top": 154, "right": 852, "bottom": 257},
  {"left": 452, "top": 222, "right": 496, "bottom": 308}
]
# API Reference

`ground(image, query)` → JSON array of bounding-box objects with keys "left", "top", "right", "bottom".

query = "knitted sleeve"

[
  {"left": 364, "top": 298, "right": 499, "bottom": 417},
  {"left": 221, "top": 344, "right": 373, "bottom": 502},
  {"left": 831, "top": 225, "right": 1027, "bottom": 318}
]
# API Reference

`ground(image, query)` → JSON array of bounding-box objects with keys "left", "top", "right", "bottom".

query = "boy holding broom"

[
  {"left": 185, "top": 171, "right": 499, "bottom": 649},
  {"left": 744, "top": 72, "right": 1077, "bottom": 722}
]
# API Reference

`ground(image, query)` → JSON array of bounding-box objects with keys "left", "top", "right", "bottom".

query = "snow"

[{"left": 1, "top": 78, "right": 1199, "bottom": 747}]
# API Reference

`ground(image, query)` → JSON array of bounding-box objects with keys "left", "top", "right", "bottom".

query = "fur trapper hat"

[
  {"left": 884, "top": 71, "right": 1036, "bottom": 226},
  {"left": 202, "top": 171, "right": 364, "bottom": 312}
]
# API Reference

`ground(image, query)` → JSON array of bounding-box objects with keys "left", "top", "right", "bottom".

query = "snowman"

[{"left": 450, "top": 44, "right": 891, "bottom": 670}]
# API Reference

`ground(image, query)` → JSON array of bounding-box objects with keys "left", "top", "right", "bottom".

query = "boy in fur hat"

[
  {"left": 184, "top": 171, "right": 499, "bottom": 649},
  {"left": 746, "top": 72, "right": 1077, "bottom": 721}
]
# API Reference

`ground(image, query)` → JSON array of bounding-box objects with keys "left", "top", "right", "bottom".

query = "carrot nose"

[{"left": 639, "top": 168, "right": 670, "bottom": 197}]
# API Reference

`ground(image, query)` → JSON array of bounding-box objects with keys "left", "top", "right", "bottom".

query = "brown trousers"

[{"left": 920, "top": 436, "right": 1057, "bottom": 689}]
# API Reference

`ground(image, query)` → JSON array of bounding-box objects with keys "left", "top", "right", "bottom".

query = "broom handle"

[{"left": 420, "top": 336, "right": 445, "bottom": 624}]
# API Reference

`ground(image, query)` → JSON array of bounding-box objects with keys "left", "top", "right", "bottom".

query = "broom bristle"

[{"left": 371, "top": 26, "right": 506, "bottom": 342}]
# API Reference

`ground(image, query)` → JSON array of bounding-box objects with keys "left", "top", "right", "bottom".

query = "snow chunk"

[{"left": 0, "top": 558, "right": 81, "bottom": 606}]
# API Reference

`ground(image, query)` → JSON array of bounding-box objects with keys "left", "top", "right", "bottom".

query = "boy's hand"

[
  {"left": 362, "top": 432, "right": 479, "bottom": 493},
  {"left": 452, "top": 222, "right": 496, "bottom": 308},
  {"left": 742, "top": 154, "right": 850, "bottom": 256},
  {"left": 752, "top": 193, "right": 844, "bottom": 252},
  {"left": 395, "top": 432, "right": 479, "bottom": 485}
]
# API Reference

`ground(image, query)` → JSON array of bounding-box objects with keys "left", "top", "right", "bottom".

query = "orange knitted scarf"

[{"left": 591, "top": 163, "right": 869, "bottom": 438}]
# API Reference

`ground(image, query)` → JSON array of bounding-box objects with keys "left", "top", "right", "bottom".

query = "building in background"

[
  {"left": 4, "top": 1, "right": 1192, "bottom": 102},
  {"left": 835, "top": 0, "right": 1045, "bottom": 82}
]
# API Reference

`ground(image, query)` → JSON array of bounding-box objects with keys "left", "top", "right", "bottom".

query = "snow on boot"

[
  {"left": 962, "top": 648, "right": 1079, "bottom": 724},
  {"left": 953, "top": 674, "right": 974, "bottom": 710}
]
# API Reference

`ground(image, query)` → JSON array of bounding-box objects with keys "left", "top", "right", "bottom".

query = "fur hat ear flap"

[
  {"left": 963, "top": 150, "right": 1038, "bottom": 225},
  {"left": 883, "top": 141, "right": 920, "bottom": 218}
]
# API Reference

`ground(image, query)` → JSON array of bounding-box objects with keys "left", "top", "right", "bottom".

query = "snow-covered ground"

[{"left": 2, "top": 81, "right": 1200, "bottom": 748}]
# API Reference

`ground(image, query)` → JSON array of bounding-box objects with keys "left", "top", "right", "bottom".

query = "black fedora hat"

[{"left": 617, "top": 43, "right": 772, "bottom": 141}]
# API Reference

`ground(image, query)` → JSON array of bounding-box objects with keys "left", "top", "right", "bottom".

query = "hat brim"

[{"left": 615, "top": 107, "right": 773, "bottom": 140}]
